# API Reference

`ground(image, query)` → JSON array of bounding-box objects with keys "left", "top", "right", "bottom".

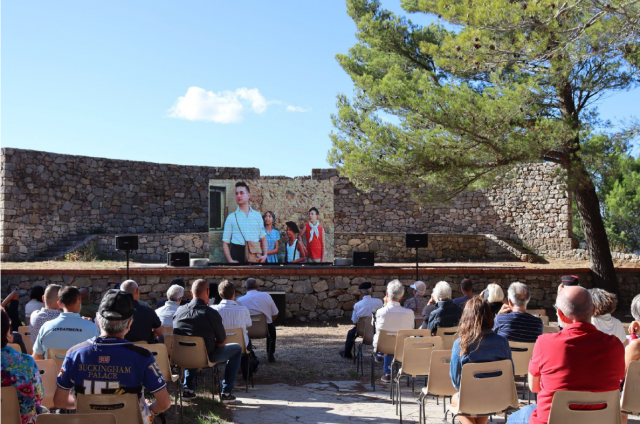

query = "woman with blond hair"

[{"left": 449, "top": 297, "right": 513, "bottom": 424}]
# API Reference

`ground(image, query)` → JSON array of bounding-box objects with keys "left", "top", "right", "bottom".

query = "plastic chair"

[
  {"left": 351, "top": 316, "right": 368, "bottom": 363},
  {"left": 419, "top": 350, "right": 458, "bottom": 423},
  {"left": 224, "top": 328, "right": 253, "bottom": 392},
  {"left": 528, "top": 309, "right": 546, "bottom": 316},
  {"left": 436, "top": 326, "right": 459, "bottom": 350},
  {"left": 390, "top": 329, "right": 431, "bottom": 402},
  {"left": 621, "top": 360, "right": 640, "bottom": 416},
  {"left": 395, "top": 336, "right": 443, "bottom": 423},
  {"left": 35, "top": 359, "right": 58, "bottom": 409},
  {"left": 47, "top": 348, "right": 67, "bottom": 372},
  {"left": 355, "top": 317, "right": 374, "bottom": 377},
  {"left": 143, "top": 343, "right": 179, "bottom": 383},
  {"left": 164, "top": 334, "right": 174, "bottom": 357},
  {"left": 509, "top": 341, "right": 536, "bottom": 403},
  {"left": 17, "top": 326, "right": 34, "bottom": 355},
  {"left": 77, "top": 393, "right": 144, "bottom": 424},
  {"left": 171, "top": 335, "right": 220, "bottom": 423},
  {"left": 247, "top": 314, "right": 268, "bottom": 339},
  {"left": 538, "top": 315, "right": 550, "bottom": 326},
  {"left": 446, "top": 359, "right": 519, "bottom": 423},
  {"left": 543, "top": 325, "right": 560, "bottom": 334},
  {"left": 36, "top": 413, "right": 117, "bottom": 424},
  {"left": 548, "top": 390, "right": 622, "bottom": 424},
  {"left": 7, "top": 343, "right": 22, "bottom": 352},
  {"left": 371, "top": 329, "right": 398, "bottom": 391},
  {"left": 165, "top": 326, "right": 173, "bottom": 335},
  {"left": 132, "top": 340, "right": 149, "bottom": 345},
  {"left": 1, "top": 386, "right": 21, "bottom": 424}
]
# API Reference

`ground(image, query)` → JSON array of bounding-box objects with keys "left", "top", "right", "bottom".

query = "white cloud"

[{"left": 168, "top": 86, "right": 308, "bottom": 123}]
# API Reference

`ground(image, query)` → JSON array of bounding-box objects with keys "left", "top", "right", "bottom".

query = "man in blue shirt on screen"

[{"left": 54, "top": 289, "right": 171, "bottom": 422}]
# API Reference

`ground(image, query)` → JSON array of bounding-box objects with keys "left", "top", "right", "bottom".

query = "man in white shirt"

[
  {"left": 155, "top": 284, "right": 184, "bottom": 327},
  {"left": 222, "top": 182, "right": 268, "bottom": 264},
  {"left": 340, "top": 281, "right": 382, "bottom": 359},
  {"left": 214, "top": 280, "right": 259, "bottom": 380},
  {"left": 236, "top": 278, "right": 279, "bottom": 362},
  {"left": 373, "top": 279, "right": 415, "bottom": 384}
]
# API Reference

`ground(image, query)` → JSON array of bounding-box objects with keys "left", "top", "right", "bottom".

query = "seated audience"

[
  {"left": 484, "top": 283, "right": 505, "bottom": 315},
  {"left": 33, "top": 286, "right": 99, "bottom": 360},
  {"left": 209, "top": 282, "right": 223, "bottom": 306},
  {"left": 78, "top": 286, "right": 98, "bottom": 321},
  {"left": 155, "top": 284, "right": 184, "bottom": 328},
  {"left": 506, "top": 286, "right": 625, "bottom": 424},
  {"left": 54, "top": 290, "right": 171, "bottom": 420},
  {"left": 214, "top": 280, "right": 260, "bottom": 380},
  {"left": 120, "top": 280, "right": 165, "bottom": 343},
  {"left": 420, "top": 293, "right": 438, "bottom": 327},
  {"left": 1, "top": 307, "right": 46, "bottom": 424},
  {"left": 30, "top": 284, "right": 62, "bottom": 343},
  {"left": 373, "top": 279, "right": 414, "bottom": 384},
  {"left": 589, "top": 288, "right": 626, "bottom": 345},
  {"left": 2, "top": 291, "right": 24, "bottom": 331},
  {"left": 173, "top": 279, "right": 242, "bottom": 402},
  {"left": 427, "top": 281, "right": 462, "bottom": 335},
  {"left": 156, "top": 277, "right": 189, "bottom": 308},
  {"left": 237, "top": 278, "right": 279, "bottom": 363},
  {"left": 624, "top": 294, "right": 640, "bottom": 424},
  {"left": 25, "top": 286, "right": 45, "bottom": 323},
  {"left": 453, "top": 278, "right": 474, "bottom": 309},
  {"left": 494, "top": 282, "right": 543, "bottom": 343},
  {"left": 404, "top": 280, "right": 429, "bottom": 317},
  {"left": 450, "top": 297, "right": 513, "bottom": 424},
  {"left": 340, "top": 281, "right": 383, "bottom": 359}
]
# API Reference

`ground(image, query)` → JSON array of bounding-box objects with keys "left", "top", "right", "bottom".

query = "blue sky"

[{"left": 3, "top": 1, "right": 638, "bottom": 177}]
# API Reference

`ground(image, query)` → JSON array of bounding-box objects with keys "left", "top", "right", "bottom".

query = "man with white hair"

[
  {"left": 403, "top": 280, "right": 429, "bottom": 317},
  {"left": 426, "top": 281, "right": 462, "bottom": 336},
  {"left": 121, "top": 280, "right": 165, "bottom": 344},
  {"left": 155, "top": 284, "right": 184, "bottom": 327},
  {"left": 493, "top": 282, "right": 543, "bottom": 343},
  {"left": 506, "top": 286, "right": 625, "bottom": 424},
  {"left": 373, "top": 279, "right": 414, "bottom": 384}
]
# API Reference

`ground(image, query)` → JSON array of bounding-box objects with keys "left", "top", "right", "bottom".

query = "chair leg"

[
  {"left": 245, "top": 354, "right": 249, "bottom": 393},
  {"left": 398, "top": 376, "right": 403, "bottom": 424},
  {"left": 178, "top": 367, "right": 184, "bottom": 424},
  {"left": 526, "top": 377, "right": 530, "bottom": 405}
]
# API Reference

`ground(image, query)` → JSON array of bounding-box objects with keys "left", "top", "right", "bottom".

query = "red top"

[
  {"left": 528, "top": 322, "right": 625, "bottom": 424},
  {"left": 304, "top": 222, "right": 324, "bottom": 259}
]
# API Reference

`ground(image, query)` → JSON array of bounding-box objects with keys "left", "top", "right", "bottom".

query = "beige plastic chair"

[
  {"left": 621, "top": 360, "right": 640, "bottom": 416},
  {"left": 7, "top": 343, "right": 22, "bottom": 352},
  {"left": 543, "top": 325, "right": 560, "bottom": 334},
  {"left": 224, "top": 328, "right": 253, "bottom": 392},
  {"left": 143, "top": 343, "right": 179, "bottom": 383},
  {"left": 371, "top": 329, "right": 398, "bottom": 391},
  {"left": 165, "top": 326, "right": 173, "bottom": 335},
  {"left": 528, "top": 309, "right": 546, "bottom": 316},
  {"left": 36, "top": 413, "right": 117, "bottom": 424},
  {"left": 77, "top": 393, "right": 144, "bottom": 424},
  {"left": 447, "top": 359, "right": 519, "bottom": 422},
  {"left": 538, "top": 315, "right": 550, "bottom": 326},
  {"left": 164, "top": 333, "right": 174, "bottom": 357},
  {"left": 247, "top": 313, "right": 268, "bottom": 339},
  {"left": 352, "top": 316, "right": 368, "bottom": 362},
  {"left": 18, "top": 326, "right": 34, "bottom": 355},
  {"left": 509, "top": 341, "right": 536, "bottom": 403},
  {"left": 1, "top": 386, "right": 21, "bottom": 424},
  {"left": 35, "top": 359, "right": 58, "bottom": 409},
  {"left": 390, "top": 329, "right": 432, "bottom": 402},
  {"left": 436, "top": 326, "right": 459, "bottom": 350},
  {"left": 419, "top": 350, "right": 458, "bottom": 422},
  {"left": 47, "top": 348, "right": 67, "bottom": 372},
  {"left": 548, "top": 390, "right": 622, "bottom": 424},
  {"left": 395, "top": 336, "right": 443, "bottom": 423},
  {"left": 171, "top": 335, "right": 219, "bottom": 419},
  {"left": 132, "top": 340, "right": 149, "bottom": 345},
  {"left": 355, "top": 317, "right": 374, "bottom": 377}
]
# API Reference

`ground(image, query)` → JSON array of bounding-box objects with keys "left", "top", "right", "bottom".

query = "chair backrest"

[
  {"left": 426, "top": 350, "right": 457, "bottom": 397},
  {"left": 171, "top": 335, "right": 212, "bottom": 370},
  {"left": 164, "top": 333, "right": 174, "bottom": 357},
  {"left": 362, "top": 318, "right": 374, "bottom": 346},
  {"left": 165, "top": 326, "right": 173, "bottom": 335},
  {"left": 247, "top": 314, "right": 268, "bottom": 339},
  {"left": 377, "top": 330, "right": 398, "bottom": 355},
  {"left": 7, "top": 343, "right": 22, "bottom": 352},
  {"left": 132, "top": 340, "right": 148, "bottom": 345},
  {"left": 17, "top": 326, "right": 34, "bottom": 355},
  {"left": 35, "top": 359, "right": 58, "bottom": 409},
  {"left": 509, "top": 341, "right": 536, "bottom": 377},
  {"left": 528, "top": 309, "right": 546, "bottom": 316},
  {"left": 436, "top": 326, "right": 459, "bottom": 349},
  {"left": 36, "top": 413, "right": 117, "bottom": 424},
  {"left": 47, "top": 348, "right": 67, "bottom": 371},
  {"left": 538, "top": 315, "right": 550, "bottom": 326},
  {"left": 457, "top": 360, "right": 519, "bottom": 415},
  {"left": 548, "top": 390, "right": 622, "bottom": 424},
  {"left": 621, "top": 360, "right": 640, "bottom": 415},
  {"left": 401, "top": 336, "right": 443, "bottom": 377},
  {"left": 415, "top": 317, "right": 423, "bottom": 329},
  {"left": 225, "top": 328, "right": 247, "bottom": 354},
  {"left": 356, "top": 316, "right": 368, "bottom": 337},
  {"left": 142, "top": 343, "right": 174, "bottom": 383},
  {"left": 77, "top": 393, "right": 144, "bottom": 424},
  {"left": 394, "top": 329, "right": 432, "bottom": 363},
  {"left": 543, "top": 325, "right": 560, "bottom": 334},
  {"left": 1, "top": 386, "right": 21, "bottom": 424}
]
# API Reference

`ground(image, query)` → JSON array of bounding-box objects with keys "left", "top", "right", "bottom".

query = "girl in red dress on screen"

[{"left": 302, "top": 207, "right": 325, "bottom": 263}]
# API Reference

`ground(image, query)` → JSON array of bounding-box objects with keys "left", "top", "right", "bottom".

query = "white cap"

[{"left": 410, "top": 281, "right": 427, "bottom": 294}]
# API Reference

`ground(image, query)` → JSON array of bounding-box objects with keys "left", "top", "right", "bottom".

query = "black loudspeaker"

[
  {"left": 115, "top": 235, "right": 139, "bottom": 251},
  {"left": 405, "top": 233, "right": 429, "bottom": 249},
  {"left": 168, "top": 252, "right": 190, "bottom": 267},
  {"left": 353, "top": 251, "right": 375, "bottom": 267}
]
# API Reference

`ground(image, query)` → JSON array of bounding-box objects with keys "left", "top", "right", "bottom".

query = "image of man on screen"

[{"left": 222, "top": 182, "right": 268, "bottom": 263}]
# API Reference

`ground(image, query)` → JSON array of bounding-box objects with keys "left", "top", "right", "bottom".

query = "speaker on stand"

[
  {"left": 115, "top": 235, "right": 139, "bottom": 280},
  {"left": 405, "top": 234, "right": 429, "bottom": 280}
]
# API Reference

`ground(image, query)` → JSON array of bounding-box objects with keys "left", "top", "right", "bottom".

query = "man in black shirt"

[
  {"left": 121, "top": 280, "right": 165, "bottom": 343},
  {"left": 173, "top": 279, "right": 242, "bottom": 403}
]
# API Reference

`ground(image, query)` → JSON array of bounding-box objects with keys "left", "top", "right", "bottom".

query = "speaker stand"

[
  {"left": 414, "top": 249, "right": 419, "bottom": 281},
  {"left": 125, "top": 250, "right": 131, "bottom": 280}
]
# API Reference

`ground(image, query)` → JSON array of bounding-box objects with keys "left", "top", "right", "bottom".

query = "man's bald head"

[
  {"left": 556, "top": 286, "right": 594, "bottom": 323},
  {"left": 79, "top": 287, "right": 91, "bottom": 301},
  {"left": 120, "top": 280, "right": 139, "bottom": 301},
  {"left": 192, "top": 279, "right": 209, "bottom": 301},
  {"left": 44, "top": 285, "right": 62, "bottom": 308}
]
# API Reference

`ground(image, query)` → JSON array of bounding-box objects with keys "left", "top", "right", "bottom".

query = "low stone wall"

[{"left": 2, "top": 267, "right": 638, "bottom": 321}]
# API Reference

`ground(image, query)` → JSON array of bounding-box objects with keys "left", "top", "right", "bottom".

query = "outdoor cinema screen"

[{"left": 209, "top": 179, "right": 334, "bottom": 264}]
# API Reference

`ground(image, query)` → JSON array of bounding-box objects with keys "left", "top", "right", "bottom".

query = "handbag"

[{"left": 235, "top": 212, "right": 263, "bottom": 263}]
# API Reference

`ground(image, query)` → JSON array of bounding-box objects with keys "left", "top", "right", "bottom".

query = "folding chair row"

[{"left": 17, "top": 326, "right": 34, "bottom": 355}]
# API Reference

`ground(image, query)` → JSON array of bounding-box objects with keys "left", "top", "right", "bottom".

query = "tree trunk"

[{"left": 573, "top": 179, "right": 619, "bottom": 293}]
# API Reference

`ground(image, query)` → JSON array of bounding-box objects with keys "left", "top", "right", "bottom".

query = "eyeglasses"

[{"left": 553, "top": 304, "right": 564, "bottom": 316}]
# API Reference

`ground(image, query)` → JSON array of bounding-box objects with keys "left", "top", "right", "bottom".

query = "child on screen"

[
  {"left": 263, "top": 211, "right": 280, "bottom": 263},
  {"left": 302, "top": 207, "right": 325, "bottom": 263},
  {"left": 285, "top": 221, "right": 306, "bottom": 263}
]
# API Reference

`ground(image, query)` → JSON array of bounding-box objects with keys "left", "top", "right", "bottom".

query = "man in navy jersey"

[
  {"left": 493, "top": 282, "right": 544, "bottom": 343},
  {"left": 54, "top": 290, "right": 171, "bottom": 422}
]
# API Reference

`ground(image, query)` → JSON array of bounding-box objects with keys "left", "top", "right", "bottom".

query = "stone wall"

[{"left": 2, "top": 268, "right": 638, "bottom": 321}]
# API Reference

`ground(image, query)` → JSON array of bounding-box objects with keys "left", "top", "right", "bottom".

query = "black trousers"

[
  {"left": 344, "top": 326, "right": 357, "bottom": 356},
  {"left": 230, "top": 243, "right": 245, "bottom": 262},
  {"left": 267, "top": 322, "right": 277, "bottom": 355}
]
